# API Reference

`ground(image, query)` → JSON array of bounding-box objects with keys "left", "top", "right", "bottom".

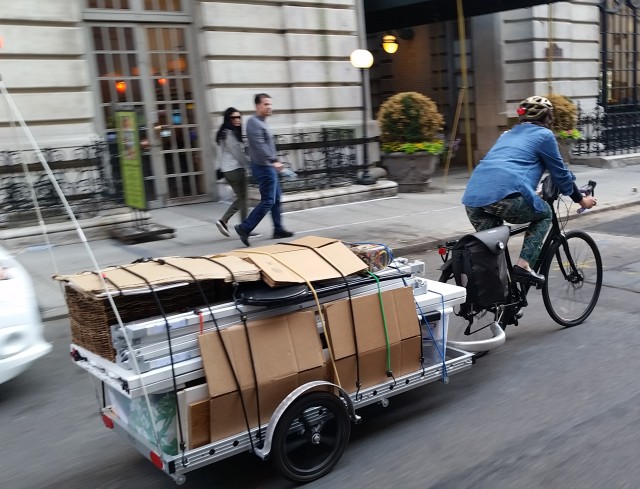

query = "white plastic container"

[{"left": 420, "top": 306, "right": 452, "bottom": 366}]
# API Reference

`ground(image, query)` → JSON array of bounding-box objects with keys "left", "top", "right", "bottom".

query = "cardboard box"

[
  {"left": 198, "top": 309, "right": 328, "bottom": 442},
  {"left": 208, "top": 367, "right": 325, "bottom": 442},
  {"left": 176, "top": 383, "right": 210, "bottom": 449},
  {"left": 189, "top": 399, "right": 211, "bottom": 449},
  {"left": 230, "top": 236, "right": 367, "bottom": 287},
  {"left": 198, "top": 288, "right": 422, "bottom": 442},
  {"left": 331, "top": 336, "right": 423, "bottom": 392},
  {"left": 322, "top": 286, "right": 420, "bottom": 360},
  {"left": 198, "top": 309, "right": 325, "bottom": 398}
]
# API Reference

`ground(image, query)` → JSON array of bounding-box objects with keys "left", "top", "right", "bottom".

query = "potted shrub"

[
  {"left": 545, "top": 93, "right": 582, "bottom": 164},
  {"left": 377, "top": 91, "right": 445, "bottom": 192}
]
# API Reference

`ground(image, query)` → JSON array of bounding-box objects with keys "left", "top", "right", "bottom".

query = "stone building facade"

[
  {"left": 0, "top": 0, "right": 631, "bottom": 211},
  {"left": 368, "top": 1, "right": 601, "bottom": 160},
  {"left": 0, "top": 0, "right": 367, "bottom": 209}
]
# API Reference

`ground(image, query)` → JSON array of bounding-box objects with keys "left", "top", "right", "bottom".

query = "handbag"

[{"left": 216, "top": 143, "right": 226, "bottom": 180}]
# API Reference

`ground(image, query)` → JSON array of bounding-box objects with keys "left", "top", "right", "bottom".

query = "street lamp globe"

[{"left": 350, "top": 49, "right": 373, "bottom": 69}]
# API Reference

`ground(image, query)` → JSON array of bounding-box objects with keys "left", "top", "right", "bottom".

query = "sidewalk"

[{"left": 11, "top": 164, "right": 640, "bottom": 322}]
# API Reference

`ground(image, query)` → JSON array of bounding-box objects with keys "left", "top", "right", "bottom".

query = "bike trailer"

[{"left": 59, "top": 238, "right": 472, "bottom": 484}]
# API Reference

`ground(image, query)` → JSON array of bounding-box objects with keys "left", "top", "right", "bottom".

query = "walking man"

[{"left": 234, "top": 93, "right": 294, "bottom": 246}]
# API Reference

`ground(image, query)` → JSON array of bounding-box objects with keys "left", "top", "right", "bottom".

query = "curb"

[
  {"left": 42, "top": 307, "right": 69, "bottom": 323},
  {"left": 41, "top": 199, "right": 640, "bottom": 324},
  {"left": 390, "top": 198, "right": 640, "bottom": 257}
]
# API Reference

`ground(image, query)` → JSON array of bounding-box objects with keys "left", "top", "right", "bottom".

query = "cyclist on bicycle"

[{"left": 461, "top": 95, "right": 597, "bottom": 285}]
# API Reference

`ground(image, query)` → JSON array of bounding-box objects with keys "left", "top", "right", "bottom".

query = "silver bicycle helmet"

[{"left": 517, "top": 96, "right": 553, "bottom": 121}]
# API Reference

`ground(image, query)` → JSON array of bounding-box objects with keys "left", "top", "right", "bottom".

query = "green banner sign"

[{"left": 115, "top": 111, "right": 146, "bottom": 210}]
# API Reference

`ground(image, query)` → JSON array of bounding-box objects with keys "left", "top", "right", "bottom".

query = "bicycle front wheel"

[{"left": 541, "top": 230, "right": 603, "bottom": 326}]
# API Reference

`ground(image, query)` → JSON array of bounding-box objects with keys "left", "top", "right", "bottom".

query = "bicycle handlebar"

[{"left": 577, "top": 180, "right": 597, "bottom": 214}]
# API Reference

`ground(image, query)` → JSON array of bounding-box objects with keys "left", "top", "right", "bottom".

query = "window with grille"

[
  {"left": 87, "top": 0, "right": 183, "bottom": 12},
  {"left": 601, "top": 1, "right": 640, "bottom": 109}
]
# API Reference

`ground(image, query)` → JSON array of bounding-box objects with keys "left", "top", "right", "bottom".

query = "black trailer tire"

[{"left": 271, "top": 391, "right": 351, "bottom": 483}]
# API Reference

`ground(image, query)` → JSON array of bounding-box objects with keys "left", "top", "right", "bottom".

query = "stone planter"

[
  {"left": 380, "top": 152, "right": 439, "bottom": 192},
  {"left": 557, "top": 138, "right": 576, "bottom": 165}
]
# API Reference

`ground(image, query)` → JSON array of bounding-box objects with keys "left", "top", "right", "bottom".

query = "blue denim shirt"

[{"left": 462, "top": 123, "right": 576, "bottom": 213}]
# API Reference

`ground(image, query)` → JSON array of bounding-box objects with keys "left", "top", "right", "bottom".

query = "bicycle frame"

[
  {"left": 440, "top": 192, "right": 584, "bottom": 336},
  {"left": 511, "top": 200, "right": 565, "bottom": 275},
  {"left": 491, "top": 195, "right": 572, "bottom": 328}
]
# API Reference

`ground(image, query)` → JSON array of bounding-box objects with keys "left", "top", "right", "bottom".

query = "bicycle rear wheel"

[{"left": 540, "top": 230, "right": 602, "bottom": 326}]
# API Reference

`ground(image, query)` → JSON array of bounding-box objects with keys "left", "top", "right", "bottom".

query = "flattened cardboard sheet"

[
  {"left": 54, "top": 236, "right": 365, "bottom": 297},
  {"left": 53, "top": 255, "right": 260, "bottom": 297},
  {"left": 230, "top": 236, "right": 367, "bottom": 287}
]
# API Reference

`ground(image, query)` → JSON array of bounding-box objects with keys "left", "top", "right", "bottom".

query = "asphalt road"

[{"left": 2, "top": 206, "right": 639, "bottom": 489}]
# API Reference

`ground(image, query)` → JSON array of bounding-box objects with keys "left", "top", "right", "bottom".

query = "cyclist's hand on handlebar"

[{"left": 580, "top": 195, "right": 597, "bottom": 209}]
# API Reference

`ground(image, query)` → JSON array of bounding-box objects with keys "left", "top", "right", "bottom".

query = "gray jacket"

[
  {"left": 246, "top": 115, "right": 277, "bottom": 166},
  {"left": 217, "top": 129, "right": 248, "bottom": 172}
]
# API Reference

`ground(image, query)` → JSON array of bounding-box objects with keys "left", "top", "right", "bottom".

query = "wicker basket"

[{"left": 65, "top": 280, "right": 234, "bottom": 361}]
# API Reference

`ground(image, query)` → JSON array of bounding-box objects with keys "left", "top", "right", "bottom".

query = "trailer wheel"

[{"left": 271, "top": 391, "right": 351, "bottom": 483}]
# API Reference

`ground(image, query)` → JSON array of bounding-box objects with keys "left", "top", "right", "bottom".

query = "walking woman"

[{"left": 215, "top": 107, "right": 249, "bottom": 237}]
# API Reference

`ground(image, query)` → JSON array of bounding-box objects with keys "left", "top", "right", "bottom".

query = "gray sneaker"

[{"left": 216, "top": 220, "right": 230, "bottom": 237}]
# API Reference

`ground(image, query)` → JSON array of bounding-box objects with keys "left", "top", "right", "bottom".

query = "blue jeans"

[{"left": 239, "top": 163, "right": 283, "bottom": 233}]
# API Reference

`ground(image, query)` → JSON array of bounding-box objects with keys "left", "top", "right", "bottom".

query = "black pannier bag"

[{"left": 452, "top": 225, "right": 510, "bottom": 309}]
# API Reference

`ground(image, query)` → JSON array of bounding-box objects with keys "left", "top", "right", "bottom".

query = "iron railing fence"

[
  {"left": 1, "top": 128, "right": 366, "bottom": 227},
  {"left": 266, "top": 128, "right": 364, "bottom": 192},
  {"left": 0, "top": 140, "right": 123, "bottom": 227},
  {"left": 575, "top": 103, "right": 640, "bottom": 156}
]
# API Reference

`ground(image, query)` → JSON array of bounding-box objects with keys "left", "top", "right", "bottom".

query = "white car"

[{"left": 0, "top": 245, "right": 52, "bottom": 384}]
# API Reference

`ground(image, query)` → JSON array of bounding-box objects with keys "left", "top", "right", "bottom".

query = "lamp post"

[{"left": 350, "top": 49, "right": 375, "bottom": 185}]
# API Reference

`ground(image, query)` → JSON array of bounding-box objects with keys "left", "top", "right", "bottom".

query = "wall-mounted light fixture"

[
  {"left": 115, "top": 80, "right": 127, "bottom": 95},
  {"left": 382, "top": 28, "right": 415, "bottom": 54},
  {"left": 382, "top": 34, "right": 399, "bottom": 54}
]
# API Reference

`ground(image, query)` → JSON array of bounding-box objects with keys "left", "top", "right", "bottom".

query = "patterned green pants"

[{"left": 465, "top": 195, "right": 552, "bottom": 266}]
